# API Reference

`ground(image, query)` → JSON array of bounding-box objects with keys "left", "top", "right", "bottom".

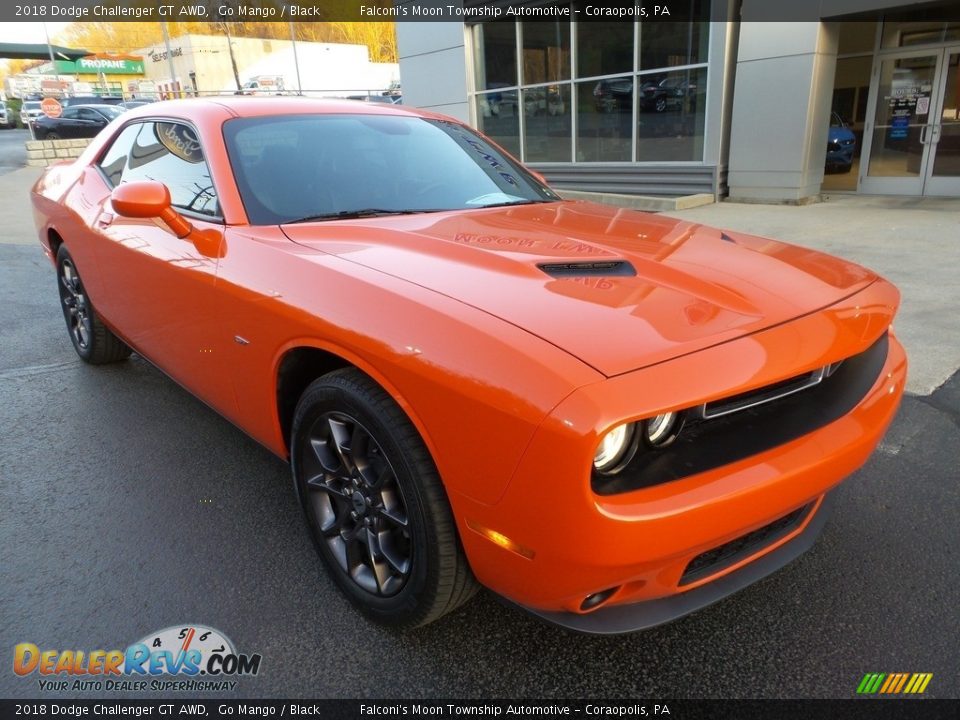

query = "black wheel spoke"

[
  {"left": 309, "top": 437, "right": 340, "bottom": 474},
  {"left": 327, "top": 417, "right": 355, "bottom": 473},
  {"left": 378, "top": 531, "right": 411, "bottom": 575},
  {"left": 376, "top": 503, "right": 408, "bottom": 528},
  {"left": 364, "top": 528, "right": 392, "bottom": 594}
]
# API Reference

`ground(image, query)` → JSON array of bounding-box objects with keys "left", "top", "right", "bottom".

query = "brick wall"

[{"left": 26, "top": 139, "right": 91, "bottom": 167}]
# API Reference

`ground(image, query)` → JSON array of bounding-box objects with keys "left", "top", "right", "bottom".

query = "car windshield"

[
  {"left": 24, "top": 102, "right": 41, "bottom": 110},
  {"left": 223, "top": 113, "right": 560, "bottom": 225}
]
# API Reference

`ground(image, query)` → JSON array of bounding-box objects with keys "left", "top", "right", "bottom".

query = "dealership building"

[{"left": 396, "top": 0, "right": 959, "bottom": 202}]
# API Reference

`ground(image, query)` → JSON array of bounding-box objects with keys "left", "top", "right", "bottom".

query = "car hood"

[{"left": 282, "top": 201, "right": 876, "bottom": 376}]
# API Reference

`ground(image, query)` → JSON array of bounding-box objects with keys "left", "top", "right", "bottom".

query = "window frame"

[{"left": 93, "top": 117, "right": 225, "bottom": 224}]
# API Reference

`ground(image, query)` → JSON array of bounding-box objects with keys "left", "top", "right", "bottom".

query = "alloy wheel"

[
  {"left": 299, "top": 411, "right": 412, "bottom": 596},
  {"left": 59, "top": 258, "right": 92, "bottom": 351}
]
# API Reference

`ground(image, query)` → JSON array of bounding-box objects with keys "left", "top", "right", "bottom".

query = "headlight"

[
  {"left": 593, "top": 422, "right": 637, "bottom": 474},
  {"left": 642, "top": 411, "right": 684, "bottom": 448}
]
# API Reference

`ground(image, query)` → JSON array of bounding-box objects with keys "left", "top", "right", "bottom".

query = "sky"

[{"left": 0, "top": 23, "right": 71, "bottom": 46}]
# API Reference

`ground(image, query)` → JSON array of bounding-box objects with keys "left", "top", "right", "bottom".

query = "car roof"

[{"left": 120, "top": 96, "right": 436, "bottom": 122}]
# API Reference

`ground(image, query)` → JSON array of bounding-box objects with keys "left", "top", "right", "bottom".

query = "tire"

[
  {"left": 56, "top": 245, "right": 132, "bottom": 364},
  {"left": 654, "top": 97, "right": 667, "bottom": 113},
  {"left": 291, "top": 368, "right": 477, "bottom": 628},
  {"left": 46, "top": 132, "right": 60, "bottom": 140}
]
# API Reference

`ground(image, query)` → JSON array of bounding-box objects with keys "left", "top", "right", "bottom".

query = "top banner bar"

[{"left": 4, "top": 0, "right": 960, "bottom": 23}]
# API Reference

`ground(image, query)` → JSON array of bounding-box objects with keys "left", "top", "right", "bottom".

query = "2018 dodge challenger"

[{"left": 30, "top": 98, "right": 906, "bottom": 633}]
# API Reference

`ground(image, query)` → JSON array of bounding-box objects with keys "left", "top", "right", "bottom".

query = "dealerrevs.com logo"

[{"left": 13, "top": 625, "right": 262, "bottom": 692}]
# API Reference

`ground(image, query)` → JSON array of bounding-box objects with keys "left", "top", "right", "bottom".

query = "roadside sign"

[{"left": 41, "top": 98, "right": 62, "bottom": 119}]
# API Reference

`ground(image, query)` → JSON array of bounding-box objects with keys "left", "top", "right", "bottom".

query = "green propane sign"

[{"left": 76, "top": 57, "right": 145, "bottom": 74}]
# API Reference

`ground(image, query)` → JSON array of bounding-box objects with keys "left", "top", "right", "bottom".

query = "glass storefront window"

[
  {"left": 577, "top": 77, "right": 632, "bottom": 162},
  {"left": 576, "top": 22, "right": 634, "bottom": 78},
  {"left": 523, "top": 85, "right": 572, "bottom": 162},
  {"left": 474, "top": 92, "right": 521, "bottom": 158},
  {"left": 823, "top": 55, "right": 872, "bottom": 192},
  {"left": 522, "top": 22, "right": 570, "bottom": 84},
  {"left": 473, "top": 22, "right": 517, "bottom": 91},
  {"left": 469, "top": 16, "right": 710, "bottom": 165},
  {"left": 881, "top": 20, "right": 960, "bottom": 49},
  {"left": 639, "top": 0, "right": 709, "bottom": 71},
  {"left": 636, "top": 67, "right": 707, "bottom": 161}
]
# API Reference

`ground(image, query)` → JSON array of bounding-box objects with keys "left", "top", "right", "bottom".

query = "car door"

[
  {"left": 51, "top": 107, "right": 80, "bottom": 138},
  {"left": 75, "top": 107, "right": 109, "bottom": 138},
  {"left": 86, "top": 120, "right": 236, "bottom": 416}
]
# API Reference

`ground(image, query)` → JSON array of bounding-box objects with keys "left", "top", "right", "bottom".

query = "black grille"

[
  {"left": 702, "top": 368, "right": 822, "bottom": 418},
  {"left": 679, "top": 503, "right": 814, "bottom": 586},
  {"left": 593, "top": 332, "right": 889, "bottom": 495}
]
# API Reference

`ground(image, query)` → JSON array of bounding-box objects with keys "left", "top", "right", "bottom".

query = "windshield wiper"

[
  {"left": 475, "top": 199, "right": 556, "bottom": 209},
  {"left": 285, "top": 208, "right": 444, "bottom": 224}
]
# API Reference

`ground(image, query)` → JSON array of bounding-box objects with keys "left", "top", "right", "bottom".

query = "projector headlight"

[
  {"left": 593, "top": 422, "right": 638, "bottom": 474},
  {"left": 642, "top": 411, "right": 684, "bottom": 448}
]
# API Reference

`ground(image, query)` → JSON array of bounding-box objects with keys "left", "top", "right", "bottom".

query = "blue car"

[{"left": 826, "top": 112, "right": 856, "bottom": 173}]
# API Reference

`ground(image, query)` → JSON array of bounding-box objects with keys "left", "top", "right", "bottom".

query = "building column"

[
  {"left": 727, "top": 22, "right": 840, "bottom": 203},
  {"left": 396, "top": 21, "right": 469, "bottom": 121}
]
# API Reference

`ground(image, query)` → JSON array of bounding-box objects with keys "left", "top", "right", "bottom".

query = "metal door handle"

[{"left": 930, "top": 124, "right": 941, "bottom": 143}]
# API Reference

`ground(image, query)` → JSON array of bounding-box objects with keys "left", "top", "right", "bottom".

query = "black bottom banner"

[{"left": 1, "top": 699, "right": 958, "bottom": 720}]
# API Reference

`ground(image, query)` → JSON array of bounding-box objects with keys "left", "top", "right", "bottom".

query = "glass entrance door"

[
  {"left": 860, "top": 50, "right": 940, "bottom": 195},
  {"left": 924, "top": 47, "right": 960, "bottom": 196}
]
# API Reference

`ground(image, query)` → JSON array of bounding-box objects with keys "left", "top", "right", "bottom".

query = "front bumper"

[
  {"left": 506, "top": 493, "right": 834, "bottom": 634},
  {"left": 452, "top": 279, "right": 905, "bottom": 630}
]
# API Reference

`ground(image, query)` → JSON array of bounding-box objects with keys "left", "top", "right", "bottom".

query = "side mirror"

[{"left": 111, "top": 181, "right": 192, "bottom": 238}]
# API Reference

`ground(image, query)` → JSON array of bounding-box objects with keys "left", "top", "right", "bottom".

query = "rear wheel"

[
  {"left": 56, "top": 245, "right": 131, "bottom": 364},
  {"left": 46, "top": 131, "right": 61, "bottom": 140},
  {"left": 291, "top": 369, "right": 477, "bottom": 628}
]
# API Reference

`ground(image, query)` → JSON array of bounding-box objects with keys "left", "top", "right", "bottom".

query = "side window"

[
  {"left": 77, "top": 108, "right": 99, "bottom": 122},
  {"left": 60, "top": 107, "right": 80, "bottom": 120},
  {"left": 123, "top": 122, "right": 219, "bottom": 217},
  {"left": 98, "top": 123, "right": 142, "bottom": 188}
]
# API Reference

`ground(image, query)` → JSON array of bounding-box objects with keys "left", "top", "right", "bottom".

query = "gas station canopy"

[{"left": 0, "top": 43, "right": 92, "bottom": 61}]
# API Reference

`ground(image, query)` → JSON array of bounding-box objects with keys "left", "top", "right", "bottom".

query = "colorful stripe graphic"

[{"left": 857, "top": 672, "right": 933, "bottom": 694}]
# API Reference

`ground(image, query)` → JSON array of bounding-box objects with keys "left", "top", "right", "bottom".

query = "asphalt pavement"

[
  {"left": 0, "top": 163, "right": 958, "bottom": 699},
  {"left": 0, "top": 129, "right": 29, "bottom": 174}
]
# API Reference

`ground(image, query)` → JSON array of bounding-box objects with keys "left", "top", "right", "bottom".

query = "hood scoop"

[{"left": 538, "top": 260, "right": 637, "bottom": 278}]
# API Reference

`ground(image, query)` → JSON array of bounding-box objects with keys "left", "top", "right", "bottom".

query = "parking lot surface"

[{"left": 1, "top": 167, "right": 958, "bottom": 699}]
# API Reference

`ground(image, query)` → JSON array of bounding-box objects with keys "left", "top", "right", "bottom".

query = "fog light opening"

[{"left": 580, "top": 586, "right": 619, "bottom": 612}]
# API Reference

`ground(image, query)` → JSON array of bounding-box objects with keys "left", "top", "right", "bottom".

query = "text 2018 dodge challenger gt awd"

[{"left": 30, "top": 98, "right": 906, "bottom": 633}]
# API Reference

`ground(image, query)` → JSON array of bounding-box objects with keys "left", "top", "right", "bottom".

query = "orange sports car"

[{"left": 30, "top": 98, "right": 906, "bottom": 633}]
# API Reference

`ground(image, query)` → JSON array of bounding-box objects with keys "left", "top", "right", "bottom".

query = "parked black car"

[
  {"left": 639, "top": 77, "right": 697, "bottom": 113},
  {"left": 32, "top": 105, "right": 125, "bottom": 140}
]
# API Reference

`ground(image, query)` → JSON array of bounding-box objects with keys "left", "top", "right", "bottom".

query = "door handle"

[
  {"left": 919, "top": 125, "right": 931, "bottom": 144},
  {"left": 97, "top": 213, "right": 114, "bottom": 228},
  {"left": 930, "top": 124, "right": 941, "bottom": 143}
]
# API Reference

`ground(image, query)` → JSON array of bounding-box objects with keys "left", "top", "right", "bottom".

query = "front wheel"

[
  {"left": 56, "top": 245, "right": 131, "bottom": 364},
  {"left": 291, "top": 369, "right": 477, "bottom": 628}
]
